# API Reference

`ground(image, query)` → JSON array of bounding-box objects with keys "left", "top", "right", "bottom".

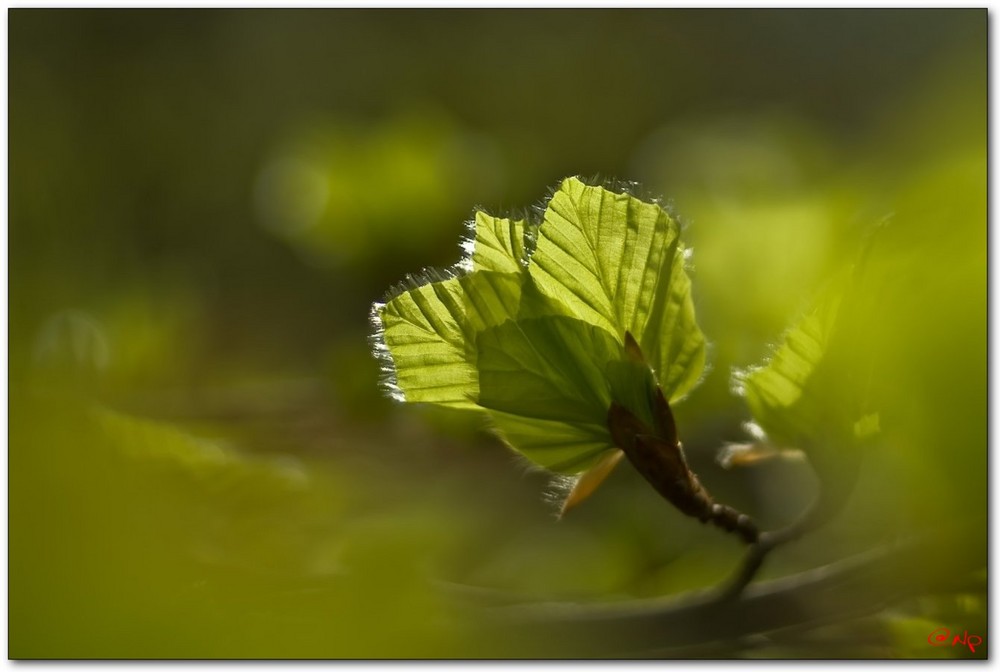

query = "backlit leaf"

[
  {"left": 529, "top": 178, "right": 706, "bottom": 401},
  {"left": 733, "top": 232, "right": 883, "bottom": 467},
  {"left": 467, "top": 212, "right": 531, "bottom": 274},
  {"left": 734, "top": 288, "right": 842, "bottom": 448},
  {"left": 476, "top": 315, "right": 624, "bottom": 473},
  {"left": 373, "top": 274, "right": 478, "bottom": 410},
  {"left": 373, "top": 270, "right": 523, "bottom": 410},
  {"left": 372, "top": 177, "right": 708, "bottom": 496}
]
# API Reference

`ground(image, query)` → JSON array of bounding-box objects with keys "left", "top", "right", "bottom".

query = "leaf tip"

[{"left": 555, "top": 449, "right": 626, "bottom": 517}]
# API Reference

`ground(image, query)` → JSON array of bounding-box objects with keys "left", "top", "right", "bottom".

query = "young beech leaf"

[
  {"left": 374, "top": 270, "right": 523, "bottom": 410},
  {"left": 731, "top": 234, "right": 883, "bottom": 524},
  {"left": 734, "top": 289, "right": 842, "bottom": 450},
  {"left": 466, "top": 212, "right": 531, "bottom": 275},
  {"left": 733, "top": 258, "right": 880, "bottom": 456},
  {"left": 372, "top": 212, "right": 532, "bottom": 409},
  {"left": 372, "top": 176, "right": 708, "bottom": 511},
  {"left": 375, "top": 275, "right": 478, "bottom": 409},
  {"left": 476, "top": 316, "right": 619, "bottom": 426},
  {"left": 476, "top": 318, "right": 672, "bottom": 475},
  {"left": 530, "top": 178, "right": 706, "bottom": 402}
]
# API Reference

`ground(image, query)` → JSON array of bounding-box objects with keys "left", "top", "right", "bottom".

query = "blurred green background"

[{"left": 9, "top": 9, "right": 986, "bottom": 659}]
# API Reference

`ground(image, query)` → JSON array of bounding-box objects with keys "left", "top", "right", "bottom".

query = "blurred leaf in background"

[
  {"left": 8, "top": 8, "right": 986, "bottom": 659},
  {"left": 255, "top": 105, "right": 505, "bottom": 270}
]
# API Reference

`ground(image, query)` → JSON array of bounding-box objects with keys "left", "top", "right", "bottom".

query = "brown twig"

[{"left": 714, "top": 516, "right": 812, "bottom": 602}]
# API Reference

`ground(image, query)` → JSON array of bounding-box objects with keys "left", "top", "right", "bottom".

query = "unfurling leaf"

[
  {"left": 530, "top": 179, "right": 706, "bottom": 402},
  {"left": 733, "top": 249, "right": 881, "bottom": 456},
  {"left": 371, "top": 177, "right": 708, "bottom": 513},
  {"left": 731, "top": 230, "right": 883, "bottom": 521},
  {"left": 733, "top": 287, "right": 844, "bottom": 451}
]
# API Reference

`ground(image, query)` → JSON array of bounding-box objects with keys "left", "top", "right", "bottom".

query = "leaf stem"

[{"left": 707, "top": 502, "right": 760, "bottom": 545}]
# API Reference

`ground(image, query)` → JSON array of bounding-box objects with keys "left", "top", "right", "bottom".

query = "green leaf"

[
  {"left": 734, "top": 239, "right": 882, "bottom": 459},
  {"left": 460, "top": 271, "right": 526, "bottom": 337},
  {"left": 484, "top": 411, "right": 612, "bottom": 474},
  {"left": 529, "top": 177, "right": 706, "bottom": 401},
  {"left": 734, "top": 288, "right": 841, "bottom": 448},
  {"left": 374, "top": 274, "right": 479, "bottom": 410},
  {"left": 373, "top": 270, "right": 523, "bottom": 410},
  {"left": 372, "top": 177, "right": 709, "bottom": 482},
  {"left": 477, "top": 316, "right": 617, "bottom": 424},
  {"left": 467, "top": 212, "right": 530, "bottom": 274},
  {"left": 476, "top": 315, "right": 626, "bottom": 473},
  {"left": 373, "top": 212, "right": 534, "bottom": 410},
  {"left": 731, "top": 230, "right": 886, "bottom": 530}
]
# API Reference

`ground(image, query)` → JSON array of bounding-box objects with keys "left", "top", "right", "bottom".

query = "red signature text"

[{"left": 928, "top": 627, "right": 983, "bottom": 654}]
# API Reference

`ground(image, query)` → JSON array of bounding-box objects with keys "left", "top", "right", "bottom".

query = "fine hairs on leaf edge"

[
  {"left": 368, "top": 264, "right": 468, "bottom": 405},
  {"left": 367, "top": 301, "right": 405, "bottom": 404},
  {"left": 458, "top": 204, "right": 540, "bottom": 272},
  {"left": 574, "top": 173, "right": 691, "bottom": 234},
  {"left": 369, "top": 204, "right": 534, "bottom": 405},
  {"left": 543, "top": 472, "right": 580, "bottom": 519},
  {"left": 369, "top": 175, "right": 685, "bottom": 406},
  {"left": 376, "top": 175, "right": 684, "bottom": 302}
]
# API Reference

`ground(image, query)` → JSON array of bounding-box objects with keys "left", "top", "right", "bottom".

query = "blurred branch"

[
  {"left": 714, "top": 521, "right": 810, "bottom": 603},
  {"left": 458, "top": 529, "right": 984, "bottom": 657},
  {"left": 716, "top": 442, "right": 867, "bottom": 601}
]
